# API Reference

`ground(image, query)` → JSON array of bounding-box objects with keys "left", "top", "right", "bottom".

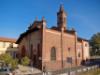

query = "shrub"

[{"left": 21, "top": 56, "right": 30, "bottom": 66}]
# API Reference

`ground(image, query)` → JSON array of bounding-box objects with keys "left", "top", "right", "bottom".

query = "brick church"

[{"left": 16, "top": 5, "right": 90, "bottom": 71}]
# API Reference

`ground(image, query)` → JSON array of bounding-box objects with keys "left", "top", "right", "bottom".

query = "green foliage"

[
  {"left": 11, "top": 58, "right": 18, "bottom": 69},
  {"left": 0, "top": 53, "right": 18, "bottom": 69},
  {"left": 21, "top": 56, "right": 30, "bottom": 66},
  {"left": 0, "top": 53, "right": 13, "bottom": 64},
  {"left": 0, "top": 53, "right": 30, "bottom": 69},
  {"left": 78, "top": 69, "right": 100, "bottom": 75},
  {"left": 89, "top": 32, "right": 100, "bottom": 56}
]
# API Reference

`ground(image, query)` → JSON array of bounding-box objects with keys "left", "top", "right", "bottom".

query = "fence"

[{"left": 40, "top": 65, "right": 99, "bottom": 75}]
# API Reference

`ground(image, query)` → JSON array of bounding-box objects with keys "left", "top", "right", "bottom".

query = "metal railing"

[
  {"left": 15, "top": 65, "right": 99, "bottom": 75},
  {"left": 41, "top": 65, "right": 99, "bottom": 75}
]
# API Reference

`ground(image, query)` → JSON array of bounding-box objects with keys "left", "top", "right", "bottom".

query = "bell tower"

[{"left": 57, "top": 5, "right": 67, "bottom": 31}]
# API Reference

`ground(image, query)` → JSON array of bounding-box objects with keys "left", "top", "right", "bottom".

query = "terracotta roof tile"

[{"left": 0, "top": 37, "right": 16, "bottom": 43}]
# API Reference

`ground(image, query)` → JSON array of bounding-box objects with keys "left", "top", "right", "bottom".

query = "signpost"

[{"left": 67, "top": 57, "right": 72, "bottom": 64}]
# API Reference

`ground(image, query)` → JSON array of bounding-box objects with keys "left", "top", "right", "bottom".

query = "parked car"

[{"left": 0, "top": 67, "right": 12, "bottom": 75}]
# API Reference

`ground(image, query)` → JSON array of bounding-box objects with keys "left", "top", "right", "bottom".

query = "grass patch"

[{"left": 78, "top": 68, "right": 100, "bottom": 75}]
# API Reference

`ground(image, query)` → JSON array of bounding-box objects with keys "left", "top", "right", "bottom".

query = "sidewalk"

[{"left": 14, "top": 65, "right": 41, "bottom": 75}]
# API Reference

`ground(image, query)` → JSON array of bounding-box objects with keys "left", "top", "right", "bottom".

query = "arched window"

[
  {"left": 78, "top": 52, "right": 80, "bottom": 57},
  {"left": 68, "top": 47, "right": 71, "bottom": 52},
  {"left": 21, "top": 45, "right": 26, "bottom": 57},
  {"left": 9, "top": 43, "right": 13, "bottom": 48},
  {"left": 51, "top": 47, "right": 56, "bottom": 61},
  {"left": 85, "top": 43, "right": 87, "bottom": 47}
]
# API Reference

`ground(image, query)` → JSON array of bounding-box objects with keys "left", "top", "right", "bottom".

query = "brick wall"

[
  {"left": 18, "top": 28, "right": 90, "bottom": 71},
  {"left": 42, "top": 29, "right": 76, "bottom": 70},
  {"left": 18, "top": 30, "right": 42, "bottom": 69}
]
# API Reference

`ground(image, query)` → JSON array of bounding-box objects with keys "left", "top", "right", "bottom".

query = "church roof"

[
  {"left": 16, "top": 18, "right": 46, "bottom": 44},
  {"left": 51, "top": 26, "right": 88, "bottom": 42},
  {"left": 59, "top": 4, "right": 64, "bottom": 12},
  {"left": 51, "top": 26, "right": 76, "bottom": 35},
  {"left": 16, "top": 27, "right": 40, "bottom": 44},
  {"left": 77, "top": 37, "right": 89, "bottom": 42}
]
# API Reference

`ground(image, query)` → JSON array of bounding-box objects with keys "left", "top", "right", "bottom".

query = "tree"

[
  {"left": 0, "top": 53, "right": 18, "bottom": 69},
  {"left": 0, "top": 53, "right": 13, "bottom": 64},
  {"left": 21, "top": 56, "right": 30, "bottom": 66},
  {"left": 89, "top": 32, "right": 100, "bottom": 56}
]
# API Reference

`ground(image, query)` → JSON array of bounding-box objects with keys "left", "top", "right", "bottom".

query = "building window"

[
  {"left": 3, "top": 42, "right": 6, "bottom": 48},
  {"left": 68, "top": 47, "right": 71, "bottom": 52},
  {"left": 9, "top": 43, "right": 13, "bottom": 48},
  {"left": 51, "top": 47, "right": 56, "bottom": 61},
  {"left": 67, "top": 57, "right": 72, "bottom": 64},
  {"left": 85, "top": 43, "right": 87, "bottom": 47},
  {"left": 64, "top": 18, "right": 66, "bottom": 23},
  {"left": 78, "top": 52, "right": 80, "bottom": 57}
]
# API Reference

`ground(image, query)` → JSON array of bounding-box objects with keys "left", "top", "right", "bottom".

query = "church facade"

[{"left": 16, "top": 5, "right": 90, "bottom": 71}]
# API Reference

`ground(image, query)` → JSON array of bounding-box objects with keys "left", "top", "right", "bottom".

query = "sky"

[{"left": 0, "top": 0, "right": 100, "bottom": 40}]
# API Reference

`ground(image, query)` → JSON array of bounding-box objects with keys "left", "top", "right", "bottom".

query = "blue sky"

[{"left": 0, "top": 0, "right": 100, "bottom": 39}]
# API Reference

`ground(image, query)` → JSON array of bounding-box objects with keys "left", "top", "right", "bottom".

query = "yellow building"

[{"left": 0, "top": 37, "right": 18, "bottom": 58}]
